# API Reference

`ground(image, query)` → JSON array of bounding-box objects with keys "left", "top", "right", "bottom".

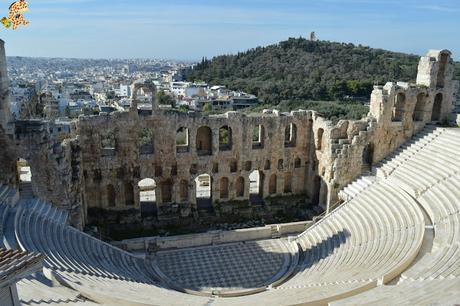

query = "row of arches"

[
  {"left": 105, "top": 170, "right": 298, "bottom": 208},
  {"left": 176, "top": 123, "right": 299, "bottom": 155},
  {"left": 391, "top": 92, "right": 443, "bottom": 122}
]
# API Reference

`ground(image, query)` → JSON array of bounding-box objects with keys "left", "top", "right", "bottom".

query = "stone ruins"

[
  {"left": 1, "top": 39, "right": 456, "bottom": 230},
  {"left": 1, "top": 38, "right": 460, "bottom": 304}
]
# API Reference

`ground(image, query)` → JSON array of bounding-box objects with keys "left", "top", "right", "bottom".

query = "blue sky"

[{"left": 0, "top": 0, "right": 459, "bottom": 60}]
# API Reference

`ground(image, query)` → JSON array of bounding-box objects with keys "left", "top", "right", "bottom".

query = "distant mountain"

[{"left": 183, "top": 38, "right": 459, "bottom": 105}]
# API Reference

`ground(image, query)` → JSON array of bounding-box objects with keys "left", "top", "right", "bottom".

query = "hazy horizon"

[
  {"left": 4, "top": 38, "right": 428, "bottom": 62},
  {"left": 1, "top": 0, "right": 459, "bottom": 60}
]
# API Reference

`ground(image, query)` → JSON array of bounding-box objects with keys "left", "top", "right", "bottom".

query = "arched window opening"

[
  {"left": 139, "top": 128, "right": 154, "bottom": 154},
  {"left": 179, "top": 180, "right": 188, "bottom": 202},
  {"left": 176, "top": 127, "right": 190, "bottom": 153},
  {"left": 264, "top": 159, "right": 271, "bottom": 170},
  {"left": 236, "top": 177, "right": 245, "bottom": 197},
  {"left": 391, "top": 93, "right": 406, "bottom": 122},
  {"left": 107, "top": 184, "right": 116, "bottom": 207},
  {"left": 278, "top": 159, "right": 284, "bottom": 170},
  {"left": 269, "top": 174, "right": 277, "bottom": 195},
  {"left": 317, "top": 128, "right": 324, "bottom": 151},
  {"left": 284, "top": 123, "right": 297, "bottom": 147},
  {"left": 284, "top": 173, "right": 292, "bottom": 193},
  {"left": 294, "top": 158, "right": 301, "bottom": 168},
  {"left": 431, "top": 93, "right": 443, "bottom": 122},
  {"left": 220, "top": 177, "right": 229, "bottom": 199},
  {"left": 219, "top": 125, "right": 232, "bottom": 151},
  {"left": 252, "top": 124, "right": 265, "bottom": 149},
  {"left": 196, "top": 126, "right": 212, "bottom": 156},
  {"left": 229, "top": 159, "right": 237, "bottom": 173},
  {"left": 436, "top": 52, "right": 449, "bottom": 88},
  {"left": 101, "top": 129, "right": 117, "bottom": 156},
  {"left": 413, "top": 93, "right": 426, "bottom": 122}
]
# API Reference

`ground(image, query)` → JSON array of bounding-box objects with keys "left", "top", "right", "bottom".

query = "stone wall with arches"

[
  {"left": 77, "top": 109, "right": 315, "bottom": 224},
  {"left": 61, "top": 49, "right": 460, "bottom": 225},
  {"left": 1, "top": 46, "right": 456, "bottom": 229}
]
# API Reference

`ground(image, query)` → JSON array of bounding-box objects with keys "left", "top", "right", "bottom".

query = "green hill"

[{"left": 183, "top": 38, "right": 459, "bottom": 115}]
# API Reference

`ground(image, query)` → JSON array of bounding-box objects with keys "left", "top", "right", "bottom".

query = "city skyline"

[{"left": 0, "top": 0, "right": 459, "bottom": 60}]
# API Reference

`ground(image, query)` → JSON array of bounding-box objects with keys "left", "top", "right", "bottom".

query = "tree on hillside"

[{"left": 157, "top": 90, "right": 176, "bottom": 107}]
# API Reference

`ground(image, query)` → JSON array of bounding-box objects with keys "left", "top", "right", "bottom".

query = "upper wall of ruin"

[
  {"left": 324, "top": 49, "right": 456, "bottom": 205},
  {"left": 77, "top": 109, "right": 318, "bottom": 217},
  {"left": 0, "top": 39, "right": 456, "bottom": 226}
]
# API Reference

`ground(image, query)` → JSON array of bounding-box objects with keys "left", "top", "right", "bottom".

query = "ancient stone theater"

[{"left": 1, "top": 38, "right": 460, "bottom": 305}]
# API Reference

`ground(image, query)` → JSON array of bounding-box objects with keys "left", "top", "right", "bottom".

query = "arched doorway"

[
  {"left": 431, "top": 93, "right": 442, "bottom": 122},
  {"left": 17, "top": 158, "right": 31, "bottom": 183},
  {"left": 138, "top": 178, "right": 157, "bottom": 217},
  {"left": 17, "top": 158, "right": 34, "bottom": 199},
  {"left": 195, "top": 174, "right": 212, "bottom": 211},
  {"left": 362, "top": 143, "right": 374, "bottom": 173},
  {"left": 249, "top": 170, "right": 264, "bottom": 203},
  {"left": 138, "top": 178, "right": 156, "bottom": 202}
]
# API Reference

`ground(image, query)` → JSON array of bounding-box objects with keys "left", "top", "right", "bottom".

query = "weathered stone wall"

[
  {"left": 1, "top": 43, "right": 456, "bottom": 231},
  {"left": 0, "top": 39, "right": 17, "bottom": 185},
  {"left": 14, "top": 119, "right": 83, "bottom": 228},
  {"left": 78, "top": 109, "right": 316, "bottom": 225},
  {"left": 323, "top": 50, "right": 456, "bottom": 207}
]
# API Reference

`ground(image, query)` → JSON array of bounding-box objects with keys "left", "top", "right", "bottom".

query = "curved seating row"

[
  {"left": 399, "top": 174, "right": 460, "bottom": 281},
  {"left": 332, "top": 278, "right": 460, "bottom": 306},
  {"left": 286, "top": 181, "right": 424, "bottom": 287},
  {"left": 17, "top": 273, "right": 98, "bottom": 306},
  {"left": 376, "top": 126, "right": 444, "bottom": 177},
  {"left": 333, "top": 127, "right": 460, "bottom": 305},
  {"left": 1, "top": 127, "right": 459, "bottom": 305},
  {"left": 14, "top": 199, "right": 156, "bottom": 285},
  {"left": 384, "top": 128, "right": 460, "bottom": 196}
]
